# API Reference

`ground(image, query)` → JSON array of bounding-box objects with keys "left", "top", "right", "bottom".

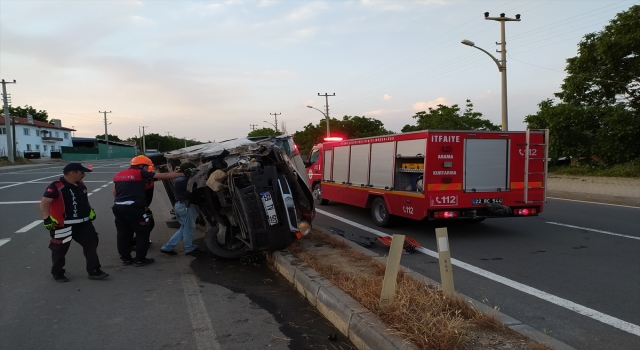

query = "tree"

[
  {"left": 556, "top": 5, "right": 640, "bottom": 110},
  {"left": 293, "top": 115, "right": 393, "bottom": 156},
  {"left": 401, "top": 99, "right": 499, "bottom": 132},
  {"left": 95, "top": 134, "right": 122, "bottom": 142},
  {"left": 525, "top": 100, "right": 640, "bottom": 165},
  {"left": 125, "top": 134, "right": 203, "bottom": 153},
  {"left": 7, "top": 105, "right": 50, "bottom": 123},
  {"left": 247, "top": 128, "right": 281, "bottom": 137}
]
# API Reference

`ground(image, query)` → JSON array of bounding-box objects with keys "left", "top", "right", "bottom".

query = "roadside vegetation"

[
  {"left": 285, "top": 230, "right": 548, "bottom": 350},
  {"left": 0, "top": 156, "right": 34, "bottom": 167},
  {"left": 548, "top": 159, "right": 640, "bottom": 178}
]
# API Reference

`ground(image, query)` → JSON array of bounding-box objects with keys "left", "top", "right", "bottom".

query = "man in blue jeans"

[{"left": 160, "top": 162, "right": 204, "bottom": 256}]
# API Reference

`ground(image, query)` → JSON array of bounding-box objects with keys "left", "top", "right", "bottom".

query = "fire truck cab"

[{"left": 305, "top": 129, "right": 548, "bottom": 227}]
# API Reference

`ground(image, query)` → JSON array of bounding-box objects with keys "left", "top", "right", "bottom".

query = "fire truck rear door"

[{"left": 464, "top": 139, "right": 509, "bottom": 192}]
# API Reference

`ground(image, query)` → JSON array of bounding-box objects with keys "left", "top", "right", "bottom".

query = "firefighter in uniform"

[
  {"left": 112, "top": 156, "right": 185, "bottom": 267},
  {"left": 39, "top": 163, "right": 108, "bottom": 282}
]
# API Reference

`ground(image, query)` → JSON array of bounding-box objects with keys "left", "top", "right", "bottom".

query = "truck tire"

[
  {"left": 204, "top": 226, "right": 250, "bottom": 259},
  {"left": 313, "top": 183, "right": 328, "bottom": 205},
  {"left": 371, "top": 197, "right": 393, "bottom": 227}
]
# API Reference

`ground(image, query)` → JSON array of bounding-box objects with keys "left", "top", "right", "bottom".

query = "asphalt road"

[
  {"left": 0, "top": 161, "right": 354, "bottom": 350},
  {"left": 311, "top": 197, "right": 640, "bottom": 350}
]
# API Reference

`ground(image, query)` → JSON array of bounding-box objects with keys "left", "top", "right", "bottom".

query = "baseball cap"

[{"left": 63, "top": 163, "right": 92, "bottom": 172}]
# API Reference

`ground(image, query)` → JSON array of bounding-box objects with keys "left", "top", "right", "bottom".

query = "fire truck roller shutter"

[
  {"left": 323, "top": 150, "right": 332, "bottom": 181},
  {"left": 332, "top": 146, "right": 350, "bottom": 184},
  {"left": 464, "top": 139, "right": 509, "bottom": 192},
  {"left": 369, "top": 142, "right": 394, "bottom": 189},
  {"left": 349, "top": 144, "right": 369, "bottom": 186}
]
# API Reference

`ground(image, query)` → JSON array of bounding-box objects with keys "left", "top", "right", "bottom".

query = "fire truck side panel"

[
  {"left": 369, "top": 142, "right": 394, "bottom": 189},
  {"left": 349, "top": 144, "right": 369, "bottom": 186},
  {"left": 464, "top": 138, "right": 509, "bottom": 192}
]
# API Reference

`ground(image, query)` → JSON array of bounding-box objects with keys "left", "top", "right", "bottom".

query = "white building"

[{"left": 0, "top": 114, "right": 74, "bottom": 158}]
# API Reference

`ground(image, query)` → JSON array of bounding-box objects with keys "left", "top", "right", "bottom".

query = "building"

[{"left": 0, "top": 115, "right": 74, "bottom": 158}]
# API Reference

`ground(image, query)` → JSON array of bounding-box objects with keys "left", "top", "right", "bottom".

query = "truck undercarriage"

[{"left": 149, "top": 136, "right": 314, "bottom": 259}]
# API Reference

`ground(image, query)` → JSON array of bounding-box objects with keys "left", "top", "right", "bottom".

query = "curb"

[
  {"left": 271, "top": 250, "right": 416, "bottom": 350},
  {"left": 547, "top": 190, "right": 639, "bottom": 207},
  {"left": 272, "top": 227, "right": 576, "bottom": 350}
]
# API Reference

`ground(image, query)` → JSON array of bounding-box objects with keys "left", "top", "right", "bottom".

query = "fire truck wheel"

[
  {"left": 371, "top": 197, "right": 393, "bottom": 227},
  {"left": 313, "top": 183, "right": 329, "bottom": 205}
]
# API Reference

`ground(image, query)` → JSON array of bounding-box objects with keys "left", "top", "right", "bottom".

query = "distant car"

[
  {"left": 148, "top": 135, "right": 314, "bottom": 259},
  {"left": 145, "top": 149, "right": 159, "bottom": 155}
]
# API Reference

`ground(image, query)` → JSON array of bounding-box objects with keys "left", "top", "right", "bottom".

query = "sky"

[{"left": 0, "top": 0, "right": 636, "bottom": 143}]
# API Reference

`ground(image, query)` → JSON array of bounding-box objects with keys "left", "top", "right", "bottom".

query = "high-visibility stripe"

[
  {"left": 55, "top": 231, "right": 73, "bottom": 238},
  {"left": 54, "top": 226, "right": 72, "bottom": 234},
  {"left": 65, "top": 217, "right": 90, "bottom": 224},
  {"left": 322, "top": 182, "right": 425, "bottom": 198},
  {"left": 511, "top": 182, "right": 543, "bottom": 189},
  {"left": 62, "top": 236, "right": 72, "bottom": 243},
  {"left": 427, "top": 183, "right": 461, "bottom": 191}
]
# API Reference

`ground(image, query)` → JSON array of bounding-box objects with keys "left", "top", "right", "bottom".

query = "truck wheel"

[
  {"left": 313, "top": 183, "right": 328, "bottom": 205},
  {"left": 371, "top": 197, "right": 393, "bottom": 227},
  {"left": 204, "top": 226, "right": 250, "bottom": 259}
]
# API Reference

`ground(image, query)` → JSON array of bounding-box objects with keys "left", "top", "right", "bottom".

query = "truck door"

[{"left": 306, "top": 147, "right": 322, "bottom": 187}]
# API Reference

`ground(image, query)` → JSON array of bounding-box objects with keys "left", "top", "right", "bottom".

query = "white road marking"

[
  {"left": 178, "top": 258, "right": 221, "bottom": 350},
  {"left": 0, "top": 238, "right": 10, "bottom": 247},
  {"left": 546, "top": 222, "right": 640, "bottom": 241},
  {"left": 16, "top": 220, "right": 41, "bottom": 233},
  {"left": 548, "top": 197, "right": 639, "bottom": 209},
  {"left": 0, "top": 201, "right": 40, "bottom": 204},
  {"left": 0, "top": 175, "right": 60, "bottom": 190},
  {"left": 92, "top": 188, "right": 102, "bottom": 192},
  {"left": 88, "top": 193, "right": 93, "bottom": 196},
  {"left": 316, "top": 208, "right": 640, "bottom": 336}
]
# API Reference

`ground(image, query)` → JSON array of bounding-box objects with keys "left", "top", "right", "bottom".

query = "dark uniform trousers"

[
  {"left": 49, "top": 222, "right": 101, "bottom": 276},
  {"left": 112, "top": 205, "right": 153, "bottom": 262}
]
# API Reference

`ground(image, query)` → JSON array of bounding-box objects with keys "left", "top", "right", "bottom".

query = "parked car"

[{"left": 148, "top": 135, "right": 314, "bottom": 259}]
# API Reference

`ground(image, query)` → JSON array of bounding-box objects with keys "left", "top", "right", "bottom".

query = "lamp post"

[
  {"left": 462, "top": 12, "right": 520, "bottom": 131},
  {"left": 307, "top": 105, "right": 330, "bottom": 137},
  {"left": 263, "top": 120, "right": 278, "bottom": 133}
]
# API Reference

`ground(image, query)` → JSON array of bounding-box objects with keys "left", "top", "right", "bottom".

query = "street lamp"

[
  {"left": 462, "top": 12, "right": 520, "bottom": 131},
  {"left": 263, "top": 120, "right": 278, "bottom": 133},
  {"left": 307, "top": 106, "right": 330, "bottom": 137}
]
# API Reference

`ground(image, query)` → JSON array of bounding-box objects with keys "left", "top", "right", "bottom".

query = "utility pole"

[
  {"left": 99, "top": 111, "right": 112, "bottom": 144},
  {"left": 1, "top": 79, "right": 16, "bottom": 163},
  {"left": 250, "top": 124, "right": 258, "bottom": 131},
  {"left": 140, "top": 126, "right": 148, "bottom": 154},
  {"left": 318, "top": 93, "right": 335, "bottom": 137},
  {"left": 269, "top": 113, "right": 281, "bottom": 133},
  {"left": 485, "top": 12, "right": 520, "bottom": 131},
  {"left": 165, "top": 131, "right": 172, "bottom": 137}
]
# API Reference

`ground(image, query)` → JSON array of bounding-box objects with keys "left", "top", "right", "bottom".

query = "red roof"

[{"left": 0, "top": 115, "right": 75, "bottom": 131}]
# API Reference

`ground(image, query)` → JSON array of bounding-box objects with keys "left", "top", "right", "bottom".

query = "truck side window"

[{"left": 308, "top": 149, "right": 320, "bottom": 165}]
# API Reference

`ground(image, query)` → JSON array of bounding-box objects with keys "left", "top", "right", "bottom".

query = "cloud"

[
  {"left": 286, "top": 2, "right": 328, "bottom": 21},
  {"left": 285, "top": 28, "right": 316, "bottom": 42},
  {"left": 412, "top": 97, "right": 449, "bottom": 111},
  {"left": 130, "top": 15, "right": 154, "bottom": 26},
  {"left": 382, "top": 94, "right": 392, "bottom": 100}
]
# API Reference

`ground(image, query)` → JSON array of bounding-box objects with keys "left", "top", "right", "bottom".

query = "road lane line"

[
  {"left": 0, "top": 238, "right": 10, "bottom": 247},
  {"left": 0, "top": 175, "right": 60, "bottom": 190},
  {"left": 0, "top": 201, "right": 40, "bottom": 204},
  {"left": 92, "top": 188, "right": 102, "bottom": 192},
  {"left": 546, "top": 222, "right": 640, "bottom": 240},
  {"left": 16, "top": 220, "right": 41, "bottom": 233},
  {"left": 316, "top": 208, "right": 640, "bottom": 336},
  {"left": 178, "top": 258, "right": 221, "bottom": 350},
  {"left": 548, "top": 197, "right": 639, "bottom": 209}
]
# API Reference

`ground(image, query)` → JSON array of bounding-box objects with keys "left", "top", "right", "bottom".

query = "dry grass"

[
  {"left": 284, "top": 229, "right": 547, "bottom": 350},
  {"left": 0, "top": 156, "right": 34, "bottom": 167}
]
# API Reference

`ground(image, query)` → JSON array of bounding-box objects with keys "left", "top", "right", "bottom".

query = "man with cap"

[
  {"left": 112, "top": 156, "right": 186, "bottom": 267},
  {"left": 39, "top": 162, "right": 108, "bottom": 282},
  {"left": 160, "top": 162, "right": 204, "bottom": 256}
]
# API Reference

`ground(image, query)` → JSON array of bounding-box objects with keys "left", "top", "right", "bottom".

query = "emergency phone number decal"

[{"left": 430, "top": 195, "right": 458, "bottom": 207}]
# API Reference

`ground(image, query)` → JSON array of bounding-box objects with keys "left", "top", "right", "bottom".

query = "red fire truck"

[{"left": 305, "top": 129, "right": 549, "bottom": 227}]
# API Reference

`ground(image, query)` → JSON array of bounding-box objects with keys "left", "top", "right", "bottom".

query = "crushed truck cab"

[{"left": 305, "top": 129, "right": 548, "bottom": 227}]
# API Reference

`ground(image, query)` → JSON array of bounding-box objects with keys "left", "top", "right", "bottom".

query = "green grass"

[
  {"left": 549, "top": 159, "right": 640, "bottom": 178},
  {"left": 0, "top": 156, "right": 35, "bottom": 167}
]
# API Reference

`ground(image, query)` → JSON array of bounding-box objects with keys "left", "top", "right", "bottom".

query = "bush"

[{"left": 548, "top": 159, "right": 640, "bottom": 177}]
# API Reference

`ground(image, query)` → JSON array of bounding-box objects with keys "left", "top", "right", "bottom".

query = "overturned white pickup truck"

[{"left": 149, "top": 135, "right": 314, "bottom": 259}]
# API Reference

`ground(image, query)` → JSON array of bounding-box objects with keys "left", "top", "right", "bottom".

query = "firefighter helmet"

[{"left": 130, "top": 155, "right": 153, "bottom": 167}]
